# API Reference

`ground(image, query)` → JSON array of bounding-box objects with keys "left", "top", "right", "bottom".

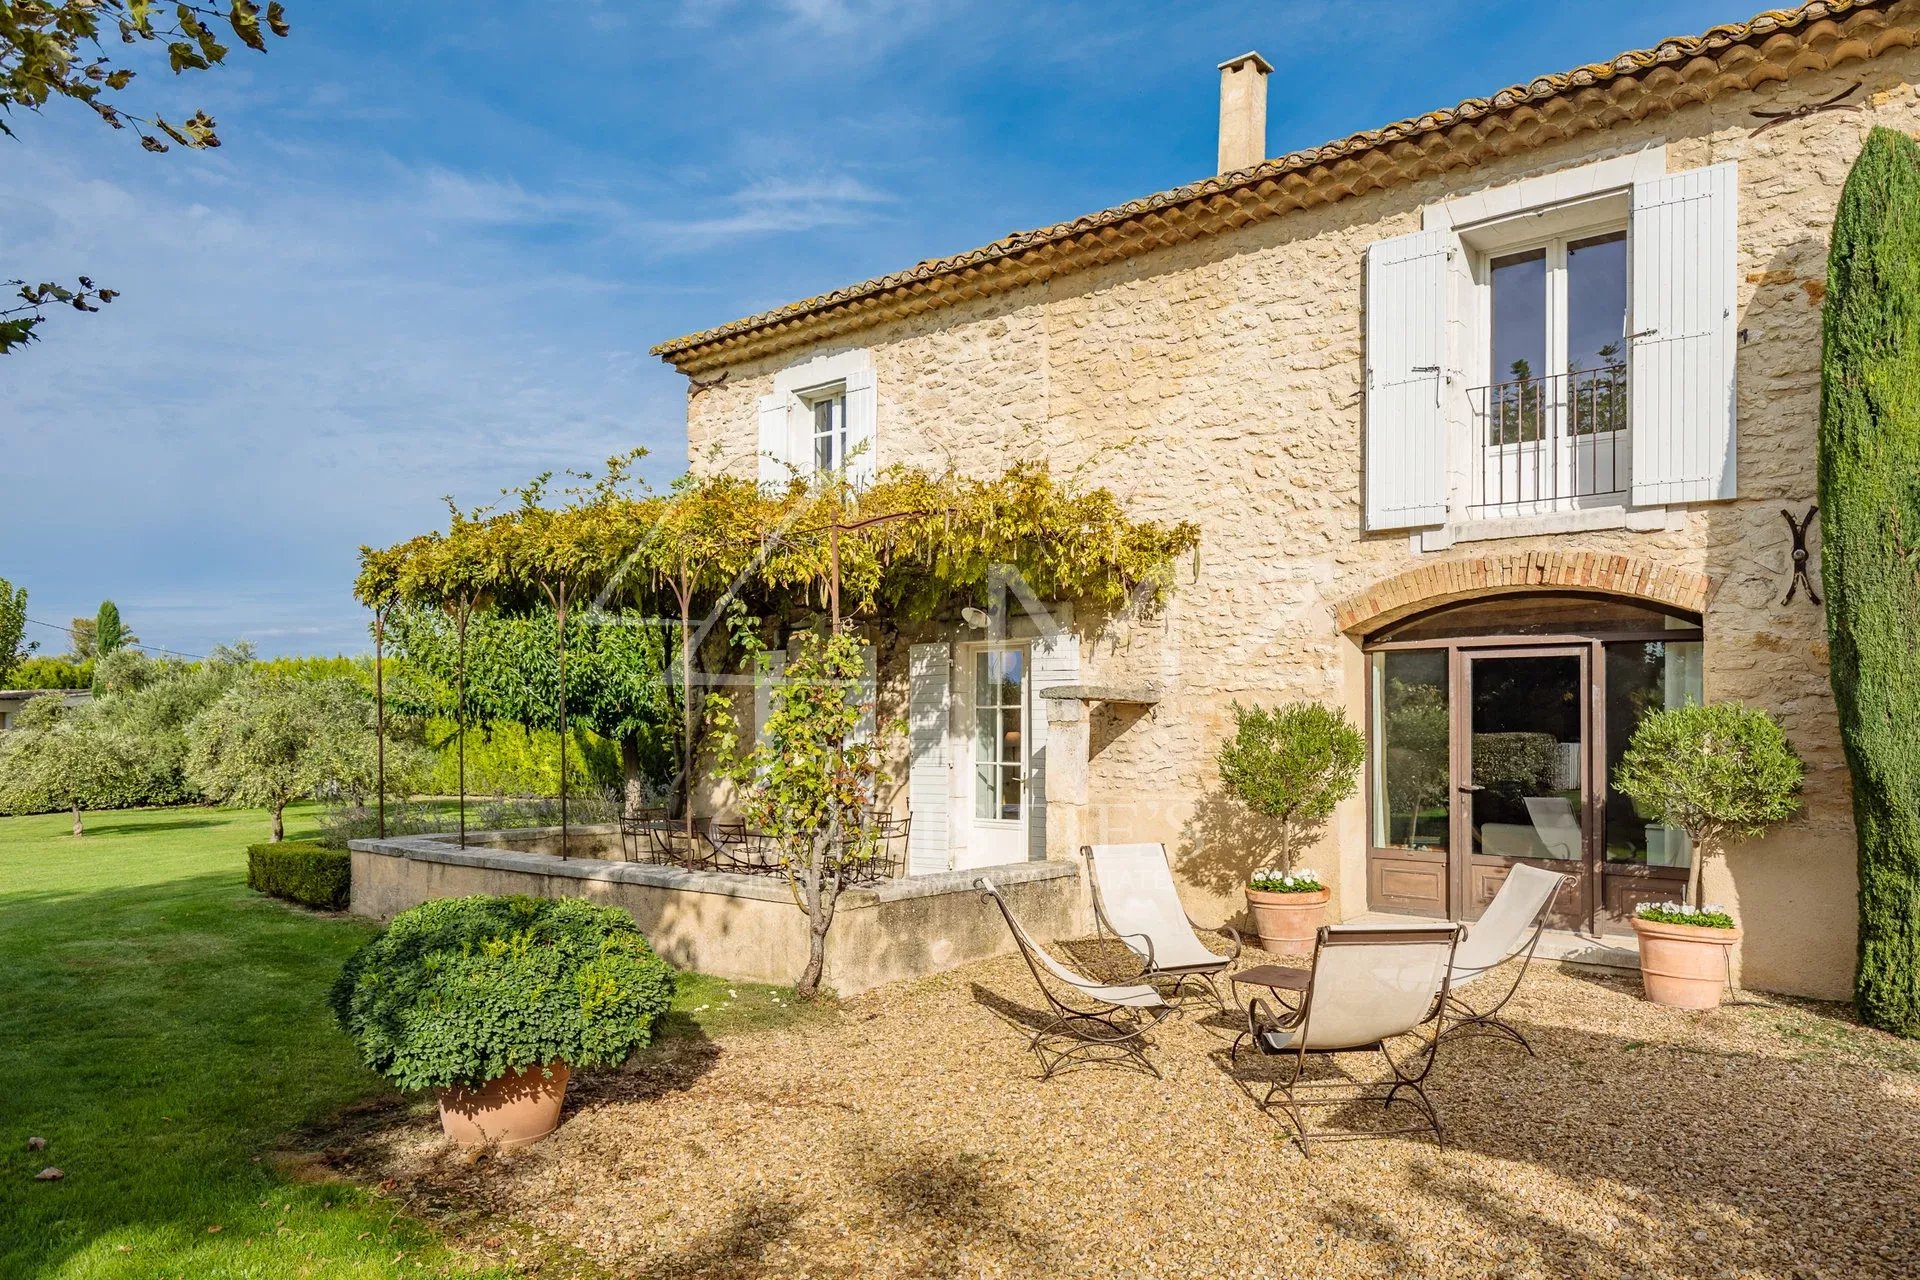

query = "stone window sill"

[{"left": 1413, "top": 504, "right": 1677, "bottom": 553}]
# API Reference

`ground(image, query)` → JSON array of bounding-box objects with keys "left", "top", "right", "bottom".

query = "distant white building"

[{"left": 0, "top": 689, "right": 91, "bottom": 731}]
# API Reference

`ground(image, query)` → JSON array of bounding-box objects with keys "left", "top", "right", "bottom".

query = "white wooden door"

[{"left": 955, "top": 642, "right": 1030, "bottom": 870}]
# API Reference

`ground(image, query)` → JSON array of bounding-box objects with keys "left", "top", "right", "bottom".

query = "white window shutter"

[
  {"left": 843, "top": 368, "right": 877, "bottom": 486},
  {"left": 1629, "top": 161, "right": 1738, "bottom": 506},
  {"left": 757, "top": 394, "right": 790, "bottom": 487},
  {"left": 1364, "top": 229, "right": 1455, "bottom": 530},
  {"left": 907, "top": 643, "right": 951, "bottom": 875},
  {"left": 1025, "top": 630, "right": 1081, "bottom": 863}
]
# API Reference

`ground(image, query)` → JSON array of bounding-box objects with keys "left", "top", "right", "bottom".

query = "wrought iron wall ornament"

[
  {"left": 1751, "top": 83, "right": 1862, "bottom": 135},
  {"left": 1782, "top": 505, "right": 1821, "bottom": 606}
]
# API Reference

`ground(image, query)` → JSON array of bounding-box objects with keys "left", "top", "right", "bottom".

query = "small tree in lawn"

[
  {"left": 1613, "top": 702, "right": 1804, "bottom": 911},
  {"left": 187, "top": 675, "right": 379, "bottom": 841},
  {"left": 0, "top": 576, "right": 32, "bottom": 684},
  {"left": 721, "top": 630, "right": 892, "bottom": 1000},
  {"left": 1217, "top": 701, "right": 1364, "bottom": 875},
  {"left": 0, "top": 697, "right": 139, "bottom": 836}
]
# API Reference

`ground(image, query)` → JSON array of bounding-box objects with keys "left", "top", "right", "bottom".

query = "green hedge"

[{"left": 246, "top": 841, "right": 351, "bottom": 911}]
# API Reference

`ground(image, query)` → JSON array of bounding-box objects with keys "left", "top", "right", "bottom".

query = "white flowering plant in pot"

[
  {"left": 1634, "top": 901, "right": 1736, "bottom": 930},
  {"left": 1249, "top": 867, "right": 1326, "bottom": 895}
]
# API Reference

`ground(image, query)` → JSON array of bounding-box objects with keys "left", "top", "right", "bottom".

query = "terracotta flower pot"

[
  {"left": 436, "top": 1061, "right": 570, "bottom": 1149},
  {"left": 1245, "top": 887, "right": 1330, "bottom": 953},
  {"left": 1631, "top": 917, "right": 1740, "bottom": 1010}
]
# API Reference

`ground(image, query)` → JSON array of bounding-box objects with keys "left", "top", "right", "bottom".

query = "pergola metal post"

[
  {"left": 373, "top": 602, "right": 387, "bottom": 840},
  {"left": 452, "top": 596, "right": 473, "bottom": 850},
  {"left": 547, "top": 576, "right": 570, "bottom": 860}
]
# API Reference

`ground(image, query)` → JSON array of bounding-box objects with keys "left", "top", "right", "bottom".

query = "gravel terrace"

[{"left": 348, "top": 945, "right": 1920, "bottom": 1280}]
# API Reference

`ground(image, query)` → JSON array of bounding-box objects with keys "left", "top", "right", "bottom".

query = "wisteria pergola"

[{"left": 355, "top": 457, "right": 1199, "bottom": 853}]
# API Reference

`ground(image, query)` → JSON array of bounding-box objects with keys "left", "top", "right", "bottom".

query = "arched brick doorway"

[{"left": 1337, "top": 555, "right": 1712, "bottom": 935}]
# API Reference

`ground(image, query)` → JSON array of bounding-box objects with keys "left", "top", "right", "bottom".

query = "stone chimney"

[{"left": 1216, "top": 51, "right": 1273, "bottom": 175}]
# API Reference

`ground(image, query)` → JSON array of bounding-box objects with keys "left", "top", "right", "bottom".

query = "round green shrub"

[{"left": 329, "top": 895, "right": 677, "bottom": 1091}]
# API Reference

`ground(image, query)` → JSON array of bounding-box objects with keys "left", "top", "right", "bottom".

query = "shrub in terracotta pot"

[
  {"left": 330, "top": 895, "right": 676, "bottom": 1148},
  {"left": 1217, "top": 702, "right": 1363, "bottom": 953},
  {"left": 1614, "top": 702, "right": 1804, "bottom": 1010}
]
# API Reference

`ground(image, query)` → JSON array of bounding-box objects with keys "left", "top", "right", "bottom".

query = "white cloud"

[
  {"left": 0, "top": 124, "right": 682, "bottom": 656},
  {"left": 639, "top": 171, "right": 898, "bottom": 247}
]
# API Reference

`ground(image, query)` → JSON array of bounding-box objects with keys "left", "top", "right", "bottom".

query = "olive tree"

[
  {"left": 1217, "top": 701, "right": 1365, "bottom": 873},
  {"left": 1613, "top": 702, "right": 1805, "bottom": 910},
  {"left": 186, "top": 674, "right": 380, "bottom": 841},
  {"left": 0, "top": 697, "right": 140, "bottom": 836}
]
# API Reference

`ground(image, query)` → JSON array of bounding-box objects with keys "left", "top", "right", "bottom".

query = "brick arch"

[{"left": 1334, "top": 551, "right": 1711, "bottom": 635}]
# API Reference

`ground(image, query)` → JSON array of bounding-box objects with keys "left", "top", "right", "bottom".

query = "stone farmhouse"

[{"left": 651, "top": 2, "right": 1920, "bottom": 999}]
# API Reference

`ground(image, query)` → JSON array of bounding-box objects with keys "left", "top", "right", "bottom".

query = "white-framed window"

[
  {"left": 1362, "top": 155, "right": 1738, "bottom": 533},
  {"left": 756, "top": 351, "right": 876, "bottom": 487},
  {"left": 804, "top": 385, "right": 849, "bottom": 475},
  {"left": 1467, "top": 201, "right": 1630, "bottom": 516}
]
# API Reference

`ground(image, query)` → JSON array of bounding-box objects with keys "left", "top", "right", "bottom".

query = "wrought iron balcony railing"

[{"left": 1466, "top": 364, "right": 1628, "bottom": 514}]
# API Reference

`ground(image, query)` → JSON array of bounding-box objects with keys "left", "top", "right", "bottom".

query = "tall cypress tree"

[
  {"left": 94, "top": 600, "right": 129, "bottom": 656},
  {"left": 1821, "top": 126, "right": 1920, "bottom": 1038}
]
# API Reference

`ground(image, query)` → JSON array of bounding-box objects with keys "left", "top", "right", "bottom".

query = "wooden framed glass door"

[
  {"left": 1363, "top": 592, "right": 1704, "bottom": 935},
  {"left": 1455, "top": 646, "right": 1592, "bottom": 931}
]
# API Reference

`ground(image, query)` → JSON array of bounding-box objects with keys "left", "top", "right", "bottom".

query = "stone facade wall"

[{"left": 675, "top": 55, "right": 1920, "bottom": 1000}]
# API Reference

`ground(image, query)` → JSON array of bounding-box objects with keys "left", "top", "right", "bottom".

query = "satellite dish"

[{"left": 961, "top": 606, "right": 990, "bottom": 629}]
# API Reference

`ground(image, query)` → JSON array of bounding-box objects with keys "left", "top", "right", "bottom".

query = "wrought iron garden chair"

[
  {"left": 616, "top": 807, "right": 667, "bottom": 863},
  {"left": 845, "top": 812, "right": 910, "bottom": 885},
  {"left": 976, "top": 876, "right": 1172, "bottom": 1079},
  {"left": 1232, "top": 922, "right": 1462, "bottom": 1154},
  {"left": 701, "top": 821, "right": 757, "bottom": 874},
  {"left": 1440, "top": 863, "right": 1568, "bottom": 1053},
  {"left": 1083, "top": 843, "right": 1241, "bottom": 1009}
]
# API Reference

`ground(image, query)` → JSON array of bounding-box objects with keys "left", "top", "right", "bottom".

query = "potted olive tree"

[
  {"left": 1614, "top": 702, "right": 1804, "bottom": 1009},
  {"left": 1217, "top": 701, "right": 1364, "bottom": 951},
  {"left": 331, "top": 895, "right": 676, "bottom": 1147}
]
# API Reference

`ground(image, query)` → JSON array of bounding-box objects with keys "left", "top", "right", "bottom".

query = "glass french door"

[
  {"left": 1366, "top": 596, "right": 1704, "bottom": 935},
  {"left": 1457, "top": 647, "right": 1591, "bottom": 929},
  {"left": 956, "top": 643, "right": 1029, "bottom": 870}
]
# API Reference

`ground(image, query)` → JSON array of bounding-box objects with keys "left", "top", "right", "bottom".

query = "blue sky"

[{"left": 1, "top": 0, "right": 1741, "bottom": 659}]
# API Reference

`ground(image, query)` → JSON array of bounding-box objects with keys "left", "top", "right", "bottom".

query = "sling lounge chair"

[
  {"left": 976, "top": 876, "right": 1172, "bottom": 1079},
  {"left": 1083, "top": 843, "right": 1241, "bottom": 1008},
  {"left": 1234, "top": 923, "right": 1462, "bottom": 1153},
  {"left": 1441, "top": 862, "right": 1569, "bottom": 1054}
]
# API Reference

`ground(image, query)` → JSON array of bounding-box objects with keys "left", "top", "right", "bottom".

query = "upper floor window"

[
  {"left": 1361, "top": 160, "right": 1739, "bottom": 535},
  {"left": 807, "top": 386, "right": 849, "bottom": 474},
  {"left": 1476, "top": 226, "right": 1628, "bottom": 515},
  {"left": 756, "top": 354, "right": 876, "bottom": 488}
]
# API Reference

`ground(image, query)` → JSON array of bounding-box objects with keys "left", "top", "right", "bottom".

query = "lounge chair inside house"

[
  {"left": 1083, "top": 842, "right": 1241, "bottom": 1007},
  {"left": 1234, "top": 922, "right": 1462, "bottom": 1152},
  {"left": 1443, "top": 862, "right": 1569, "bottom": 1053},
  {"left": 976, "top": 875, "right": 1172, "bottom": 1079}
]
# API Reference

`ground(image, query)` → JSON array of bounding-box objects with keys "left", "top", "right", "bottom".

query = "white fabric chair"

[
  {"left": 1236, "top": 923, "right": 1463, "bottom": 1152},
  {"left": 1522, "top": 797, "right": 1583, "bottom": 860},
  {"left": 976, "top": 876, "right": 1170, "bottom": 1079},
  {"left": 1444, "top": 862, "right": 1569, "bottom": 1053},
  {"left": 1083, "top": 843, "right": 1240, "bottom": 1006}
]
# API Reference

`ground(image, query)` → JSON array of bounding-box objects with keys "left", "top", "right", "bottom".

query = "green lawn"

[{"left": 0, "top": 803, "right": 809, "bottom": 1279}]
